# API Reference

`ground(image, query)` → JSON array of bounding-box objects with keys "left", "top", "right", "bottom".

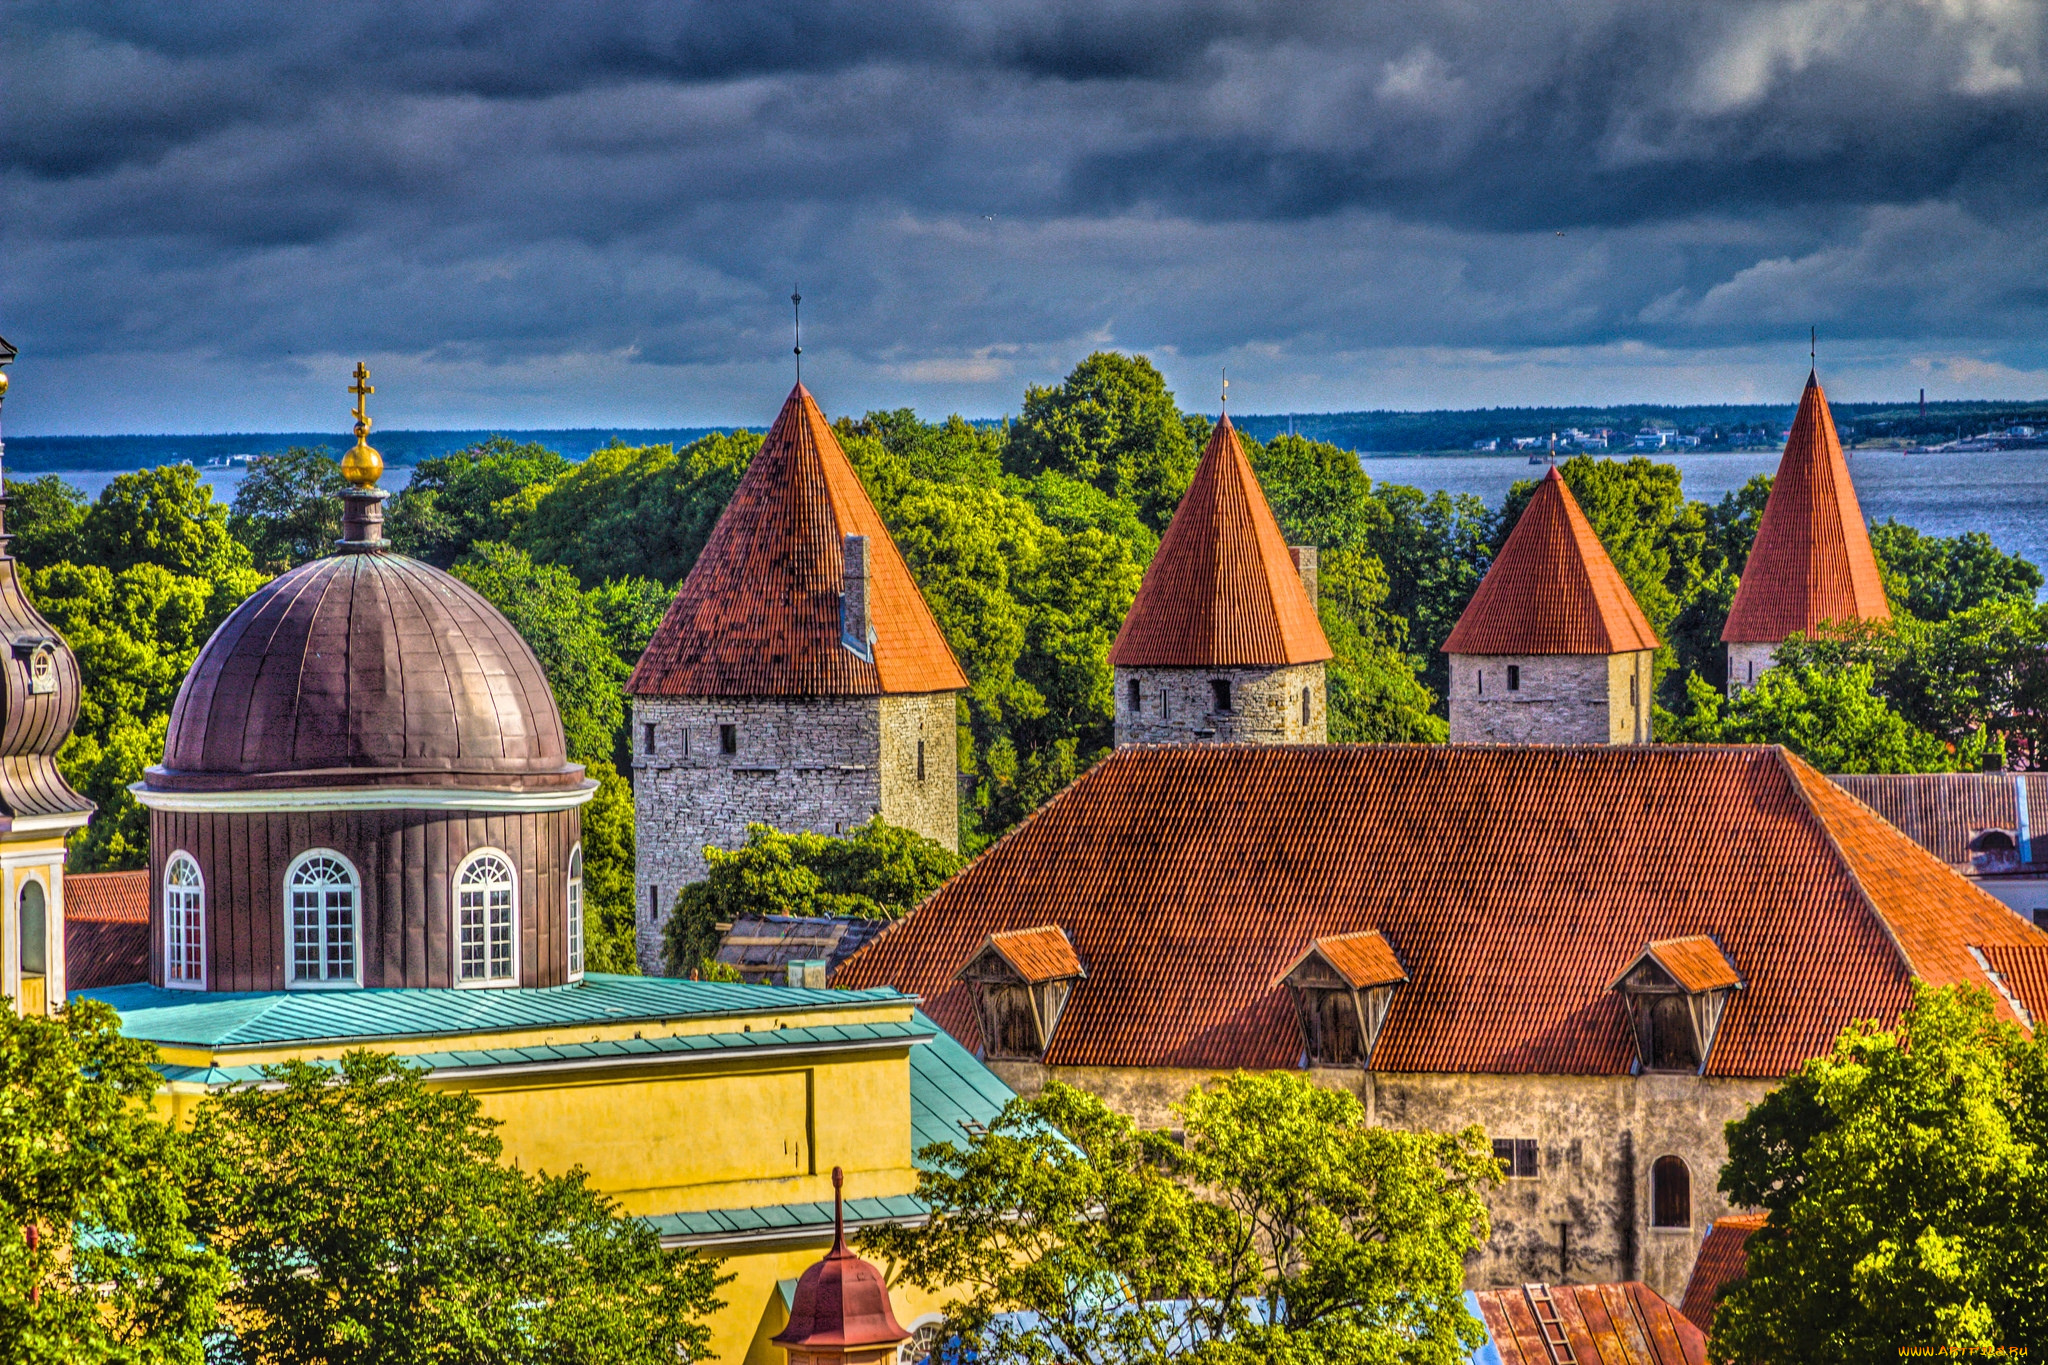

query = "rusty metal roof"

[
  {"left": 628, "top": 384, "right": 967, "bottom": 698},
  {"left": 1830, "top": 772, "right": 2048, "bottom": 872},
  {"left": 839, "top": 744, "right": 2045, "bottom": 1076},
  {"left": 1471, "top": 1282, "right": 1706, "bottom": 1365},
  {"left": 1109, "top": 415, "right": 1330, "bottom": 668},
  {"left": 149, "top": 552, "right": 583, "bottom": 794},
  {"left": 713, "top": 914, "right": 890, "bottom": 983},
  {"left": 1277, "top": 930, "right": 1406, "bottom": 989},
  {"left": 1444, "top": 466, "right": 1659, "bottom": 656},
  {"left": 1679, "top": 1213, "right": 1765, "bottom": 1333},
  {"left": 1723, "top": 372, "right": 1890, "bottom": 644}
]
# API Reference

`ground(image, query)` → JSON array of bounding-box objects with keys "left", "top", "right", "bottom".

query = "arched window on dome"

[
  {"left": 567, "top": 845, "right": 585, "bottom": 981},
  {"left": 165, "top": 854, "right": 205, "bottom": 989},
  {"left": 287, "top": 852, "right": 360, "bottom": 989},
  {"left": 456, "top": 850, "right": 517, "bottom": 986}
]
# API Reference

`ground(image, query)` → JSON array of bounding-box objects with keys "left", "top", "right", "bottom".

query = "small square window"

[
  {"left": 1508, "top": 665, "right": 1521, "bottom": 692},
  {"left": 1492, "top": 1137, "right": 1539, "bottom": 1178},
  {"left": 719, "top": 724, "right": 737, "bottom": 755},
  {"left": 1209, "top": 679, "right": 1233, "bottom": 713}
]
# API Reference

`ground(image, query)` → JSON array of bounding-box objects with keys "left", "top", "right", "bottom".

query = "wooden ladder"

[{"left": 1523, "top": 1283, "right": 1578, "bottom": 1365}]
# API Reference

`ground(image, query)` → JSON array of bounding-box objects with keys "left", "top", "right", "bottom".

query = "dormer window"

[
  {"left": 1274, "top": 930, "right": 1408, "bottom": 1068},
  {"left": 1969, "top": 829, "right": 2021, "bottom": 874},
  {"left": 13, "top": 638, "right": 58, "bottom": 695},
  {"left": 1609, "top": 936, "right": 1743, "bottom": 1075},
  {"left": 955, "top": 925, "right": 1085, "bottom": 1061}
]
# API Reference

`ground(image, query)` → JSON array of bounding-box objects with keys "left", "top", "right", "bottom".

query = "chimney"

[
  {"left": 1289, "top": 545, "right": 1319, "bottom": 603},
  {"left": 840, "top": 534, "right": 874, "bottom": 660}
]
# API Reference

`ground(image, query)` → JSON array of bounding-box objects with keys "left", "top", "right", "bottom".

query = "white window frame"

[
  {"left": 455, "top": 848, "right": 519, "bottom": 988},
  {"left": 284, "top": 849, "right": 363, "bottom": 991},
  {"left": 566, "top": 843, "right": 585, "bottom": 981},
  {"left": 163, "top": 854, "right": 206, "bottom": 990}
]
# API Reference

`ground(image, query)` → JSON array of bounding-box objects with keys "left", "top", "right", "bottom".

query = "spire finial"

[
  {"left": 342, "top": 361, "right": 384, "bottom": 488},
  {"left": 1811, "top": 325, "right": 1817, "bottom": 372},
  {"left": 792, "top": 287, "right": 803, "bottom": 386},
  {"left": 830, "top": 1165, "right": 845, "bottom": 1253},
  {"left": 1220, "top": 368, "right": 1228, "bottom": 413},
  {"left": 0, "top": 339, "right": 14, "bottom": 547}
]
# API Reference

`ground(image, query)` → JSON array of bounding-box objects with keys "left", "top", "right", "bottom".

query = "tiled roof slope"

[
  {"left": 1723, "top": 373, "right": 1890, "bottom": 644},
  {"left": 628, "top": 385, "right": 967, "bottom": 697},
  {"left": 980, "top": 926, "right": 1083, "bottom": 983},
  {"left": 839, "top": 745, "right": 2044, "bottom": 1076},
  {"left": 1830, "top": 772, "right": 2048, "bottom": 869},
  {"left": 1443, "top": 467, "right": 1659, "bottom": 656},
  {"left": 1108, "top": 415, "right": 1330, "bottom": 668},
  {"left": 1680, "top": 1213, "right": 1765, "bottom": 1333},
  {"left": 66, "top": 869, "right": 148, "bottom": 922},
  {"left": 1640, "top": 935, "right": 1743, "bottom": 993},
  {"left": 1470, "top": 1283, "right": 1705, "bottom": 1365},
  {"left": 1983, "top": 944, "right": 2048, "bottom": 1024}
]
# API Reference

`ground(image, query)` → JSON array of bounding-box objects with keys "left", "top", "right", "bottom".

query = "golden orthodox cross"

[{"left": 350, "top": 362, "right": 374, "bottom": 432}]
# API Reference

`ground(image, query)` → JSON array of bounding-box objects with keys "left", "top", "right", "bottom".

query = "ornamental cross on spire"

[{"left": 350, "top": 362, "right": 375, "bottom": 438}]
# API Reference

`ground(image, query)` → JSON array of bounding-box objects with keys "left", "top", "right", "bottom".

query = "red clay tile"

[
  {"left": 1983, "top": 944, "right": 2048, "bottom": 1024},
  {"left": 1109, "top": 415, "right": 1330, "bottom": 668},
  {"left": 1723, "top": 373, "right": 1890, "bottom": 644},
  {"left": 972, "top": 925, "right": 1084, "bottom": 984},
  {"left": 628, "top": 384, "right": 967, "bottom": 697},
  {"left": 840, "top": 745, "right": 2046, "bottom": 1076},
  {"left": 1443, "top": 467, "right": 1658, "bottom": 656},
  {"left": 1277, "top": 930, "right": 1407, "bottom": 989},
  {"left": 1679, "top": 1213, "right": 1765, "bottom": 1333},
  {"left": 64, "top": 869, "right": 147, "bottom": 922},
  {"left": 1635, "top": 935, "right": 1743, "bottom": 993}
]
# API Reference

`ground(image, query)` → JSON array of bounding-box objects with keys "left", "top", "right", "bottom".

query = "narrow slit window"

[
  {"left": 719, "top": 723, "right": 738, "bottom": 755},
  {"left": 1508, "top": 664, "right": 1521, "bottom": 691},
  {"left": 1128, "top": 677, "right": 1141, "bottom": 713},
  {"left": 566, "top": 846, "right": 584, "bottom": 979},
  {"left": 1302, "top": 687, "right": 1311, "bottom": 725},
  {"left": 1210, "top": 679, "right": 1232, "bottom": 713},
  {"left": 917, "top": 738, "right": 927, "bottom": 782},
  {"left": 643, "top": 721, "right": 656, "bottom": 754},
  {"left": 649, "top": 883, "right": 661, "bottom": 925}
]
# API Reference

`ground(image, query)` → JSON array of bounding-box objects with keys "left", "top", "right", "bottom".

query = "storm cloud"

[{"left": 6, "top": 0, "right": 2048, "bottom": 431}]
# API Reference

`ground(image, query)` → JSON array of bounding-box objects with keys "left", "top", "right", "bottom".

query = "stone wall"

[
  {"left": 1726, "top": 642, "right": 1778, "bottom": 696},
  {"left": 989, "top": 1058, "right": 1770, "bottom": 1302},
  {"left": 631, "top": 692, "right": 961, "bottom": 971},
  {"left": 1447, "top": 650, "right": 1653, "bottom": 745},
  {"left": 1113, "top": 662, "right": 1327, "bottom": 747}
]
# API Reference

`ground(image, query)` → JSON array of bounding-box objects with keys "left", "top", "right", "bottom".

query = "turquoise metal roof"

[{"left": 79, "top": 972, "right": 911, "bottom": 1050}]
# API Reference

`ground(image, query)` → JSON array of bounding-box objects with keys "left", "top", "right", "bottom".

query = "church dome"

[{"left": 146, "top": 552, "right": 581, "bottom": 794}]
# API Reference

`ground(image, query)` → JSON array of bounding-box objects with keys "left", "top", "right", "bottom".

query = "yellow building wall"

[{"left": 146, "top": 1002, "right": 956, "bottom": 1363}]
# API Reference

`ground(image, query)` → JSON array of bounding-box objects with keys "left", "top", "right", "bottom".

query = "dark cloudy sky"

[{"left": 6, "top": 1, "right": 2048, "bottom": 433}]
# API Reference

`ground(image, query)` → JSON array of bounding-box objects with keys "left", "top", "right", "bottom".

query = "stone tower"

[
  {"left": 1443, "top": 466, "right": 1658, "bottom": 745},
  {"left": 627, "top": 384, "right": 968, "bottom": 972},
  {"left": 0, "top": 341, "right": 96, "bottom": 1018},
  {"left": 1721, "top": 370, "right": 1890, "bottom": 694},
  {"left": 1109, "top": 413, "right": 1331, "bottom": 746}
]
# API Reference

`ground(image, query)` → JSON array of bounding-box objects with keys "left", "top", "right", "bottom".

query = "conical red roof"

[
  {"left": 1443, "top": 467, "right": 1659, "bottom": 656},
  {"left": 1722, "top": 373, "right": 1890, "bottom": 644},
  {"left": 1108, "top": 415, "right": 1331, "bottom": 668},
  {"left": 628, "top": 385, "right": 968, "bottom": 697}
]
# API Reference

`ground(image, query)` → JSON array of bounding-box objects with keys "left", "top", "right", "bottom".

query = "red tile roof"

[
  {"left": 1443, "top": 467, "right": 1659, "bottom": 656},
  {"left": 1723, "top": 373, "right": 1890, "bottom": 644},
  {"left": 839, "top": 745, "right": 2045, "bottom": 1076},
  {"left": 1680, "top": 1213, "right": 1766, "bottom": 1333},
  {"left": 1108, "top": 415, "right": 1330, "bottom": 668},
  {"left": 64, "top": 869, "right": 147, "bottom": 922},
  {"left": 1983, "top": 944, "right": 2048, "bottom": 1025},
  {"left": 1278, "top": 930, "right": 1407, "bottom": 989},
  {"left": 1830, "top": 772, "right": 2048, "bottom": 871},
  {"left": 628, "top": 385, "right": 968, "bottom": 697},
  {"left": 1471, "top": 1282, "right": 1706, "bottom": 1365},
  {"left": 1632, "top": 936, "right": 1743, "bottom": 993},
  {"left": 967, "top": 925, "right": 1084, "bottom": 984}
]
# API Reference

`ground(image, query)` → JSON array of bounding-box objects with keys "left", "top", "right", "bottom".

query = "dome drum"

[{"left": 146, "top": 799, "right": 585, "bottom": 992}]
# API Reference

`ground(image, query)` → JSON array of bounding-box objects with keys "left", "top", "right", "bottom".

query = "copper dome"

[
  {"left": 772, "top": 1169, "right": 909, "bottom": 1353},
  {"left": 147, "top": 552, "right": 583, "bottom": 794}
]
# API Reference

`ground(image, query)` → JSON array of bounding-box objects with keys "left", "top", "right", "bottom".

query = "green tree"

[
  {"left": 1007, "top": 353, "right": 1199, "bottom": 532},
  {"left": 1713, "top": 985, "right": 2048, "bottom": 1359},
  {"left": 79, "top": 465, "right": 253, "bottom": 581},
  {"left": 1659, "top": 664, "right": 1953, "bottom": 773},
  {"left": 861, "top": 1073, "right": 1493, "bottom": 1365},
  {"left": 387, "top": 437, "right": 574, "bottom": 567},
  {"left": 0, "top": 999, "right": 224, "bottom": 1364},
  {"left": 662, "top": 819, "right": 964, "bottom": 976},
  {"left": 4, "top": 474, "right": 88, "bottom": 569},
  {"left": 514, "top": 431, "right": 761, "bottom": 588},
  {"left": 228, "top": 447, "right": 348, "bottom": 571},
  {"left": 188, "top": 1050, "right": 724, "bottom": 1365},
  {"left": 1363, "top": 484, "right": 1495, "bottom": 702},
  {"left": 1871, "top": 520, "right": 2044, "bottom": 620}
]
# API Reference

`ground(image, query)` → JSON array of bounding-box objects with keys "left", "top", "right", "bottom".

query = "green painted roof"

[
  {"left": 648, "top": 1015, "right": 1016, "bottom": 1248},
  {"left": 153, "top": 1018, "right": 932, "bottom": 1086},
  {"left": 79, "top": 972, "right": 911, "bottom": 1050}
]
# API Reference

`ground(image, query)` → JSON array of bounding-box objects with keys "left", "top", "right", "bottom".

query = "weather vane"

[
  {"left": 792, "top": 287, "right": 803, "bottom": 385},
  {"left": 342, "top": 361, "right": 384, "bottom": 488}
]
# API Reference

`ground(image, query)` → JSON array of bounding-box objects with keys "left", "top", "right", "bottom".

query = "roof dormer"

[
  {"left": 1609, "top": 936, "right": 1744, "bottom": 1075},
  {"left": 1275, "top": 930, "right": 1408, "bottom": 1068},
  {"left": 955, "top": 926, "right": 1085, "bottom": 1061}
]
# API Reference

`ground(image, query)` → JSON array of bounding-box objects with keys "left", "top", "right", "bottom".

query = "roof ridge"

[{"left": 1774, "top": 746, "right": 1917, "bottom": 979}]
